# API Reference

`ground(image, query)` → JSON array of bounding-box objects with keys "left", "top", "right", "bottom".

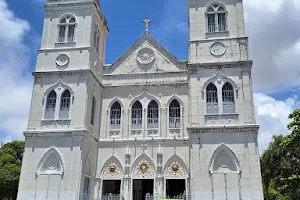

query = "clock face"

[{"left": 210, "top": 42, "right": 226, "bottom": 56}]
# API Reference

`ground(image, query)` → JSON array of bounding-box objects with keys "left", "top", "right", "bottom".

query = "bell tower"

[
  {"left": 186, "top": 0, "right": 264, "bottom": 199},
  {"left": 17, "top": 0, "right": 108, "bottom": 199}
]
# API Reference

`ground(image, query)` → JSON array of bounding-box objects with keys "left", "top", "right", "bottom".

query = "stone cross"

[{"left": 143, "top": 16, "right": 152, "bottom": 32}]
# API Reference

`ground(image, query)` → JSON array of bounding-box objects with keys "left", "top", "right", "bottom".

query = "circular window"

[
  {"left": 46, "top": 157, "right": 58, "bottom": 170},
  {"left": 56, "top": 54, "right": 70, "bottom": 67},
  {"left": 136, "top": 48, "right": 155, "bottom": 65}
]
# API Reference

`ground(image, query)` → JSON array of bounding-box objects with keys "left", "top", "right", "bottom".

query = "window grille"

[
  {"left": 206, "top": 83, "right": 219, "bottom": 114},
  {"left": 59, "top": 90, "right": 71, "bottom": 119},
  {"left": 148, "top": 100, "right": 159, "bottom": 129},
  {"left": 131, "top": 101, "right": 142, "bottom": 130},
  {"left": 206, "top": 4, "right": 227, "bottom": 33},
  {"left": 222, "top": 83, "right": 235, "bottom": 113},
  {"left": 207, "top": 14, "right": 216, "bottom": 33},
  {"left": 58, "top": 15, "right": 76, "bottom": 43},
  {"left": 91, "top": 96, "right": 96, "bottom": 125},
  {"left": 110, "top": 102, "right": 121, "bottom": 130},
  {"left": 169, "top": 100, "right": 181, "bottom": 128},
  {"left": 45, "top": 90, "right": 57, "bottom": 119}
]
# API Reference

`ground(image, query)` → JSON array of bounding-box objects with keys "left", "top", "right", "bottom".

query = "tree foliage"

[
  {"left": 261, "top": 109, "right": 300, "bottom": 200},
  {"left": 0, "top": 141, "right": 24, "bottom": 200}
]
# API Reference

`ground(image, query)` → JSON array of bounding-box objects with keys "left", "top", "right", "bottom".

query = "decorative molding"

[
  {"left": 204, "top": 114, "right": 239, "bottom": 125},
  {"left": 164, "top": 154, "right": 188, "bottom": 178},
  {"left": 41, "top": 119, "right": 71, "bottom": 130},
  {"left": 36, "top": 147, "right": 64, "bottom": 176},
  {"left": 102, "top": 71, "right": 188, "bottom": 87},
  {"left": 109, "top": 32, "right": 185, "bottom": 72},
  {"left": 187, "top": 124, "right": 259, "bottom": 134},
  {"left": 131, "top": 153, "right": 156, "bottom": 178},
  {"left": 209, "top": 144, "right": 240, "bottom": 174}
]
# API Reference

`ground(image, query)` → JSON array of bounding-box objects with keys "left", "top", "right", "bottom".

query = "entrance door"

[
  {"left": 166, "top": 179, "right": 186, "bottom": 198},
  {"left": 102, "top": 180, "right": 121, "bottom": 196},
  {"left": 133, "top": 179, "right": 154, "bottom": 200}
]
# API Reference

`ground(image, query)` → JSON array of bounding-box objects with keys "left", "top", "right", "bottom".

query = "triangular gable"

[{"left": 107, "top": 32, "right": 185, "bottom": 74}]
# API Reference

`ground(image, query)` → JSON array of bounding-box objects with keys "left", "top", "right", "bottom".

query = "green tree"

[
  {"left": 261, "top": 109, "right": 300, "bottom": 200},
  {"left": 0, "top": 141, "right": 24, "bottom": 200}
]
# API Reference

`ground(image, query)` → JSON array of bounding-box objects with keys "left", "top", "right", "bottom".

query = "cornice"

[
  {"left": 102, "top": 71, "right": 188, "bottom": 87},
  {"left": 188, "top": 36, "right": 248, "bottom": 43},
  {"left": 187, "top": 124, "right": 259, "bottom": 134},
  {"left": 45, "top": 1, "right": 95, "bottom": 9},
  {"left": 186, "top": 60, "right": 253, "bottom": 69},
  {"left": 33, "top": 69, "right": 103, "bottom": 88},
  {"left": 38, "top": 46, "right": 91, "bottom": 53}
]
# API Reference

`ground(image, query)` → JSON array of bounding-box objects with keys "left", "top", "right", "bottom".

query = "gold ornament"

[
  {"left": 138, "top": 160, "right": 150, "bottom": 173},
  {"left": 108, "top": 163, "right": 117, "bottom": 173},
  {"left": 171, "top": 163, "right": 180, "bottom": 172}
]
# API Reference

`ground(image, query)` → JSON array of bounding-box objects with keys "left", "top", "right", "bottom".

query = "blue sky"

[{"left": 1, "top": 0, "right": 300, "bottom": 151}]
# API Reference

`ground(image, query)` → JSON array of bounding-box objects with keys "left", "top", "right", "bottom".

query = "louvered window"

[
  {"left": 58, "top": 15, "right": 76, "bottom": 43},
  {"left": 110, "top": 102, "right": 121, "bottom": 130},
  {"left": 222, "top": 83, "right": 235, "bottom": 113},
  {"left": 206, "top": 83, "right": 219, "bottom": 114},
  {"left": 169, "top": 100, "right": 181, "bottom": 128},
  {"left": 59, "top": 90, "right": 71, "bottom": 119},
  {"left": 148, "top": 100, "right": 159, "bottom": 129},
  {"left": 45, "top": 90, "right": 57, "bottom": 119},
  {"left": 131, "top": 101, "right": 142, "bottom": 130}
]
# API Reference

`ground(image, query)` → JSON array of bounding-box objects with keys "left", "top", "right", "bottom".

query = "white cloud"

[
  {"left": 0, "top": 0, "right": 33, "bottom": 142},
  {"left": 244, "top": 0, "right": 300, "bottom": 92},
  {"left": 254, "top": 93, "right": 298, "bottom": 152}
]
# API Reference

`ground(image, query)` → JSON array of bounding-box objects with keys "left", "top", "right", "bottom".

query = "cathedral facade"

[{"left": 17, "top": 0, "right": 264, "bottom": 199}]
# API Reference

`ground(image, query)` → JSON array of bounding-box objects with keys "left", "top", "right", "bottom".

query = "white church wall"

[
  {"left": 27, "top": 74, "right": 90, "bottom": 132},
  {"left": 189, "top": 66, "right": 255, "bottom": 126},
  {"left": 100, "top": 84, "right": 189, "bottom": 140},
  {"left": 187, "top": 0, "right": 245, "bottom": 41},
  {"left": 17, "top": 136, "right": 84, "bottom": 200}
]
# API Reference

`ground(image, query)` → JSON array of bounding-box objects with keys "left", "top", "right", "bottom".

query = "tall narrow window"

[
  {"left": 206, "top": 4, "right": 226, "bottom": 33},
  {"left": 83, "top": 177, "right": 90, "bottom": 200},
  {"left": 91, "top": 96, "right": 96, "bottom": 125},
  {"left": 59, "top": 90, "right": 71, "bottom": 119},
  {"left": 45, "top": 90, "right": 57, "bottom": 119},
  {"left": 93, "top": 27, "right": 100, "bottom": 52},
  {"left": 110, "top": 102, "right": 121, "bottom": 130},
  {"left": 222, "top": 83, "right": 235, "bottom": 113},
  {"left": 131, "top": 101, "right": 142, "bottom": 130},
  {"left": 148, "top": 100, "right": 159, "bottom": 129},
  {"left": 169, "top": 100, "right": 181, "bottom": 128},
  {"left": 58, "top": 15, "right": 76, "bottom": 43},
  {"left": 206, "top": 83, "right": 219, "bottom": 114}
]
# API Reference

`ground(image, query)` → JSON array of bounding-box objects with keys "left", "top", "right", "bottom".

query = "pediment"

[{"left": 106, "top": 33, "right": 185, "bottom": 74}]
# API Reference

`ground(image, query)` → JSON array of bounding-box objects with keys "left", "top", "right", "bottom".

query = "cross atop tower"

[{"left": 143, "top": 16, "right": 152, "bottom": 33}]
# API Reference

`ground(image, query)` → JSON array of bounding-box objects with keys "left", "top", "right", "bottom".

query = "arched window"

[
  {"left": 206, "top": 4, "right": 226, "bottom": 32},
  {"left": 148, "top": 100, "right": 159, "bottom": 129},
  {"left": 169, "top": 99, "right": 181, "bottom": 128},
  {"left": 206, "top": 83, "right": 219, "bottom": 114},
  {"left": 110, "top": 102, "right": 121, "bottom": 130},
  {"left": 59, "top": 90, "right": 71, "bottom": 119},
  {"left": 131, "top": 101, "right": 142, "bottom": 130},
  {"left": 91, "top": 96, "right": 96, "bottom": 125},
  {"left": 45, "top": 90, "right": 57, "bottom": 119},
  {"left": 58, "top": 15, "right": 76, "bottom": 43},
  {"left": 222, "top": 83, "right": 235, "bottom": 113}
]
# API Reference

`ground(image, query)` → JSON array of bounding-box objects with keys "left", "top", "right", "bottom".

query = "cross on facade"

[{"left": 143, "top": 16, "right": 152, "bottom": 32}]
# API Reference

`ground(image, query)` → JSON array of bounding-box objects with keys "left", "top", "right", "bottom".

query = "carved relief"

[
  {"left": 101, "top": 156, "right": 124, "bottom": 178},
  {"left": 205, "top": 114, "right": 239, "bottom": 125},
  {"left": 137, "top": 48, "right": 155, "bottom": 65},
  {"left": 41, "top": 119, "right": 71, "bottom": 130},
  {"left": 165, "top": 162, "right": 186, "bottom": 177},
  {"left": 210, "top": 144, "right": 240, "bottom": 174},
  {"left": 37, "top": 147, "right": 64, "bottom": 176},
  {"left": 102, "top": 163, "right": 122, "bottom": 177},
  {"left": 132, "top": 159, "right": 155, "bottom": 178}
]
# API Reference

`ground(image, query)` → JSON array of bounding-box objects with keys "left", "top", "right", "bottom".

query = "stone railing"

[{"left": 204, "top": 114, "right": 239, "bottom": 125}]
